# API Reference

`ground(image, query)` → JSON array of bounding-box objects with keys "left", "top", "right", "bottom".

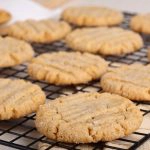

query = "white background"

[{"left": 0, "top": 0, "right": 150, "bottom": 24}]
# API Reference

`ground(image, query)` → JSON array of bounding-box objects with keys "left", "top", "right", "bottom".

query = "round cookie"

[
  {"left": 0, "top": 19, "right": 71, "bottom": 43},
  {"left": 66, "top": 27, "right": 143, "bottom": 55},
  {"left": 28, "top": 51, "right": 108, "bottom": 85},
  {"left": 0, "top": 78, "right": 45, "bottom": 120},
  {"left": 0, "top": 9, "right": 11, "bottom": 24},
  {"left": 101, "top": 64, "right": 150, "bottom": 101},
  {"left": 0, "top": 36, "right": 34, "bottom": 68},
  {"left": 130, "top": 13, "right": 150, "bottom": 34},
  {"left": 35, "top": 92, "right": 143, "bottom": 143},
  {"left": 61, "top": 6, "right": 124, "bottom": 26}
]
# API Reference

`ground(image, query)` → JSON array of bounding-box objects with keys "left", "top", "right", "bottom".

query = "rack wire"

[{"left": 0, "top": 12, "right": 149, "bottom": 150}]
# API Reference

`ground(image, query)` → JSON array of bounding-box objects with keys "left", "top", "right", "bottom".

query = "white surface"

[
  {"left": 0, "top": 145, "right": 16, "bottom": 150},
  {"left": 62, "top": 0, "right": 150, "bottom": 13},
  {"left": 0, "top": 0, "right": 150, "bottom": 24},
  {"left": 0, "top": 0, "right": 59, "bottom": 24}
]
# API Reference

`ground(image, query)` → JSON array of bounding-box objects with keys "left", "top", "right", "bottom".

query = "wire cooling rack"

[{"left": 0, "top": 12, "right": 150, "bottom": 150}]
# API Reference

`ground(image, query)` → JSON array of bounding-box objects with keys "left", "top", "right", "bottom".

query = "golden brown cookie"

[
  {"left": 66, "top": 27, "right": 143, "bottom": 55},
  {"left": 130, "top": 13, "right": 150, "bottom": 34},
  {"left": 35, "top": 92, "right": 143, "bottom": 143},
  {"left": 0, "top": 19, "right": 71, "bottom": 43},
  {"left": 0, "top": 78, "right": 45, "bottom": 120},
  {"left": 101, "top": 64, "right": 150, "bottom": 101},
  {"left": 0, "top": 36, "right": 34, "bottom": 68},
  {"left": 61, "top": 6, "right": 124, "bottom": 26},
  {"left": 0, "top": 9, "right": 11, "bottom": 24},
  {"left": 28, "top": 51, "right": 108, "bottom": 85}
]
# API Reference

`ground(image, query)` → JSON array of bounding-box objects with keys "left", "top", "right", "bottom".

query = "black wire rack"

[{"left": 0, "top": 12, "right": 150, "bottom": 150}]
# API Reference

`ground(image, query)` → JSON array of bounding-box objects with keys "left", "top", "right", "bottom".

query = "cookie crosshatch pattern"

[
  {"left": 35, "top": 92, "right": 143, "bottom": 144},
  {"left": 0, "top": 12, "right": 149, "bottom": 150},
  {"left": 28, "top": 52, "right": 108, "bottom": 85},
  {"left": 65, "top": 27, "right": 143, "bottom": 55}
]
